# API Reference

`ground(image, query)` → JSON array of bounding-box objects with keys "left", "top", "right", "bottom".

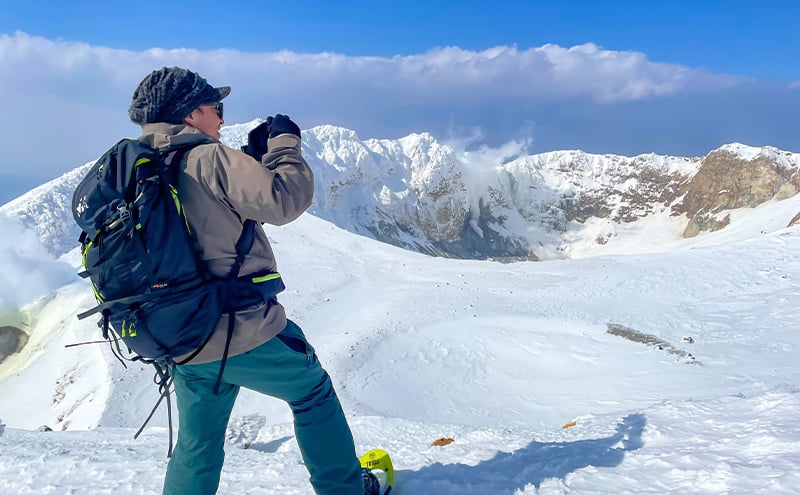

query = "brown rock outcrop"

[
  {"left": 0, "top": 326, "right": 28, "bottom": 364},
  {"left": 675, "top": 150, "right": 798, "bottom": 237}
]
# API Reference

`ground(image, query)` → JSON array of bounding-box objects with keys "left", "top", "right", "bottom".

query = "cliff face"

[
  {"left": 674, "top": 149, "right": 800, "bottom": 237},
  {"left": 302, "top": 138, "right": 800, "bottom": 259}
]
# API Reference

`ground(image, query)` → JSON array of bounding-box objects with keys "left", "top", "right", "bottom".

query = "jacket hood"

[{"left": 138, "top": 123, "right": 218, "bottom": 150}]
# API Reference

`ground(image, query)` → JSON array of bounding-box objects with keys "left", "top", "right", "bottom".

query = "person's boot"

[{"left": 362, "top": 467, "right": 381, "bottom": 495}]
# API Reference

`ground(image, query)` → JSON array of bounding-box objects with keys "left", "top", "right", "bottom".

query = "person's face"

[{"left": 184, "top": 102, "right": 224, "bottom": 139}]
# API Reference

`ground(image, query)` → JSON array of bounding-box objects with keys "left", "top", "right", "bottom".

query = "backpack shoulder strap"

[
  {"left": 229, "top": 220, "right": 257, "bottom": 279},
  {"left": 157, "top": 141, "right": 257, "bottom": 280}
]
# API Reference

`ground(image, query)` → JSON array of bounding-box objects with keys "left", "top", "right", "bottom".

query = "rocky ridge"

[{"left": 3, "top": 124, "right": 799, "bottom": 261}]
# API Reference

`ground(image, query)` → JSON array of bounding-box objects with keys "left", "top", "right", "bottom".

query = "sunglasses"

[{"left": 202, "top": 101, "right": 223, "bottom": 119}]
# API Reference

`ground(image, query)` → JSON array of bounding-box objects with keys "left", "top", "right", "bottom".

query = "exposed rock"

[
  {"left": 674, "top": 149, "right": 797, "bottom": 238},
  {"left": 606, "top": 323, "right": 699, "bottom": 365},
  {"left": 683, "top": 218, "right": 700, "bottom": 238},
  {"left": 789, "top": 211, "right": 800, "bottom": 228},
  {"left": 683, "top": 213, "right": 731, "bottom": 237},
  {"left": 776, "top": 182, "right": 799, "bottom": 201},
  {"left": 433, "top": 200, "right": 536, "bottom": 260},
  {"left": 679, "top": 151, "right": 786, "bottom": 214},
  {"left": 0, "top": 326, "right": 28, "bottom": 364}
]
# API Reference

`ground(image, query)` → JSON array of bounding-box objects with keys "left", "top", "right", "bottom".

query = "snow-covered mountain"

[
  {"left": 4, "top": 123, "right": 799, "bottom": 262},
  {"left": 1, "top": 124, "right": 799, "bottom": 493}
]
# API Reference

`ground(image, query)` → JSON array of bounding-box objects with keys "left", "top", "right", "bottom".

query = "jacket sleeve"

[{"left": 203, "top": 134, "right": 314, "bottom": 225}]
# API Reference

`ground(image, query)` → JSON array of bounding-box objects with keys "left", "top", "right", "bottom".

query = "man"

[{"left": 127, "top": 67, "right": 377, "bottom": 495}]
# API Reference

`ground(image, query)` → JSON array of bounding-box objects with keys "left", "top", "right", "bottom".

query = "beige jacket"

[{"left": 138, "top": 123, "right": 314, "bottom": 364}]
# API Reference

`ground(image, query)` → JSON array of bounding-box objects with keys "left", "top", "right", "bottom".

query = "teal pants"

[{"left": 162, "top": 320, "right": 363, "bottom": 495}]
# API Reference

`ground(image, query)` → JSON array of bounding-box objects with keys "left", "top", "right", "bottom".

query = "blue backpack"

[{"left": 72, "top": 139, "right": 285, "bottom": 365}]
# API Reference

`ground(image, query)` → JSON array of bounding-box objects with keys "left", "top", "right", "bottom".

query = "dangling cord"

[
  {"left": 64, "top": 338, "right": 125, "bottom": 368},
  {"left": 102, "top": 315, "right": 128, "bottom": 368},
  {"left": 213, "top": 312, "right": 236, "bottom": 395},
  {"left": 134, "top": 362, "right": 175, "bottom": 457},
  {"left": 107, "top": 331, "right": 130, "bottom": 368},
  {"left": 165, "top": 369, "right": 174, "bottom": 458},
  {"left": 64, "top": 340, "right": 109, "bottom": 347},
  {"left": 64, "top": 337, "right": 128, "bottom": 368}
]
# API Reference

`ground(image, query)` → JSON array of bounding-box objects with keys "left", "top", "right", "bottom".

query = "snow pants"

[{"left": 162, "top": 320, "right": 363, "bottom": 495}]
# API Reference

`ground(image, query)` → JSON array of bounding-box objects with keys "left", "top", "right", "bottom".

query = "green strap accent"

[
  {"left": 168, "top": 184, "right": 193, "bottom": 233},
  {"left": 121, "top": 319, "right": 137, "bottom": 337},
  {"left": 90, "top": 280, "right": 104, "bottom": 303},
  {"left": 252, "top": 273, "right": 281, "bottom": 283},
  {"left": 81, "top": 239, "right": 93, "bottom": 265},
  {"left": 168, "top": 184, "right": 180, "bottom": 212},
  {"left": 82, "top": 237, "right": 104, "bottom": 302},
  {"left": 134, "top": 157, "right": 151, "bottom": 167}
]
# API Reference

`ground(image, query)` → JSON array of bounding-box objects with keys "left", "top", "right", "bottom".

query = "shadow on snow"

[{"left": 398, "top": 413, "right": 646, "bottom": 494}]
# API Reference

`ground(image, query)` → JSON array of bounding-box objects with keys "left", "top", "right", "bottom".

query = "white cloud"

[
  {"left": 0, "top": 31, "right": 742, "bottom": 108},
  {"left": 0, "top": 214, "right": 75, "bottom": 312},
  {"left": 382, "top": 43, "right": 744, "bottom": 103},
  {"left": 0, "top": 31, "right": 790, "bottom": 198}
]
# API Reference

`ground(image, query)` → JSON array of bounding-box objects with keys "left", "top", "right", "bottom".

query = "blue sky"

[{"left": 0, "top": 0, "right": 799, "bottom": 203}]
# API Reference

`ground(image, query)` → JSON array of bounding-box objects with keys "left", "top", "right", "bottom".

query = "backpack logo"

[{"left": 74, "top": 195, "right": 88, "bottom": 216}]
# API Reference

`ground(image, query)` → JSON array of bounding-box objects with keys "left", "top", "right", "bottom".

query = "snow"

[
  {"left": 563, "top": 193, "right": 800, "bottom": 258},
  {"left": 0, "top": 205, "right": 799, "bottom": 493}
]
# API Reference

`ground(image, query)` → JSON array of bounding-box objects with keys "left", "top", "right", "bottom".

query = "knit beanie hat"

[{"left": 128, "top": 67, "right": 231, "bottom": 125}]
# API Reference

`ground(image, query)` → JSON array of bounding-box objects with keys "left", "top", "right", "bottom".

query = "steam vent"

[{"left": 0, "top": 326, "right": 28, "bottom": 364}]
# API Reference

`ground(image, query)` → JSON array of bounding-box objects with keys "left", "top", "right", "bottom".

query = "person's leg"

[
  {"left": 223, "top": 320, "right": 363, "bottom": 495},
  {"left": 162, "top": 365, "right": 240, "bottom": 495}
]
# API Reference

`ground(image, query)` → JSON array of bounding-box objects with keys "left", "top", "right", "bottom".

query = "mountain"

[
  {"left": 0, "top": 124, "right": 799, "bottom": 493},
  {"left": 4, "top": 123, "right": 799, "bottom": 262},
  {"left": 224, "top": 123, "right": 800, "bottom": 260}
]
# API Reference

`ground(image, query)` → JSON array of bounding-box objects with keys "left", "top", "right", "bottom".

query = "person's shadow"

[{"left": 396, "top": 413, "right": 646, "bottom": 494}]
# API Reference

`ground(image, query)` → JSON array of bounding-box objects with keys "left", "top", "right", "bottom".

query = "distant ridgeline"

[{"left": 3, "top": 123, "right": 800, "bottom": 261}]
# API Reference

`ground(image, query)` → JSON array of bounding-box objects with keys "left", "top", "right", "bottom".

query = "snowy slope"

[{"left": 1, "top": 208, "right": 799, "bottom": 494}]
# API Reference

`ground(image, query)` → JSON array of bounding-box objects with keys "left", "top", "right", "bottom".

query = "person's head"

[{"left": 128, "top": 67, "right": 230, "bottom": 139}]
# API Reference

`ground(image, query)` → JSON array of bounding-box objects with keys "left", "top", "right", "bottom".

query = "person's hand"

[
  {"left": 241, "top": 121, "right": 270, "bottom": 160},
  {"left": 265, "top": 114, "right": 301, "bottom": 138}
]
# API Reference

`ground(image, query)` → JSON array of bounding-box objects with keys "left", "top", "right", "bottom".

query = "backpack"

[{"left": 72, "top": 138, "right": 285, "bottom": 365}]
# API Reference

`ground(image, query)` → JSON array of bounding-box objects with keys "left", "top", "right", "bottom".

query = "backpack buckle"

[{"left": 108, "top": 204, "right": 132, "bottom": 230}]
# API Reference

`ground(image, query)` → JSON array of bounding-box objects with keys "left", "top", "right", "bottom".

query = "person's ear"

[{"left": 184, "top": 109, "right": 198, "bottom": 127}]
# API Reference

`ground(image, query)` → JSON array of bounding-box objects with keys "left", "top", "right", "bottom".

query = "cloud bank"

[
  {"left": 0, "top": 31, "right": 797, "bottom": 202},
  {"left": 0, "top": 214, "right": 75, "bottom": 313}
]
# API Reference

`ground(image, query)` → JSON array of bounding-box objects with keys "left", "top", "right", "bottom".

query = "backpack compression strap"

[{"left": 212, "top": 219, "right": 257, "bottom": 394}]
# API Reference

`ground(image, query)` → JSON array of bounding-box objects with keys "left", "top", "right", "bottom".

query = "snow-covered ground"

[{"left": 1, "top": 197, "right": 799, "bottom": 493}]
